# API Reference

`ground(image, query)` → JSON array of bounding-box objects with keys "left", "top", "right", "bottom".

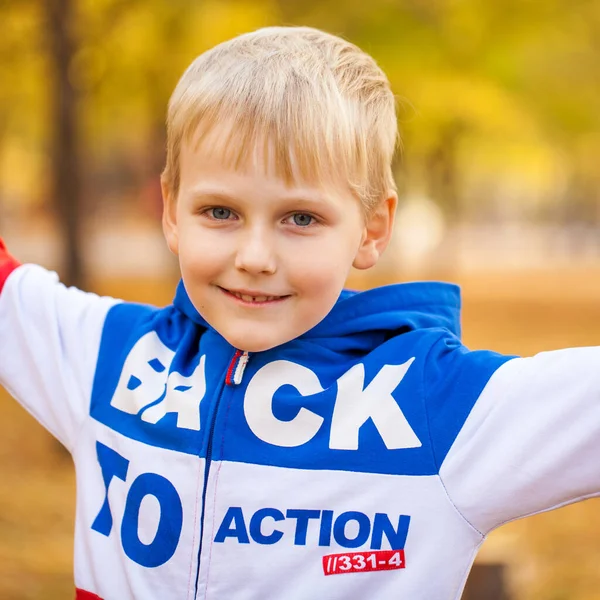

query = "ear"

[
  {"left": 161, "top": 176, "right": 180, "bottom": 256},
  {"left": 353, "top": 191, "right": 397, "bottom": 270}
]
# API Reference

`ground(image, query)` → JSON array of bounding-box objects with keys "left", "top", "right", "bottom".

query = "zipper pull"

[{"left": 225, "top": 350, "right": 250, "bottom": 386}]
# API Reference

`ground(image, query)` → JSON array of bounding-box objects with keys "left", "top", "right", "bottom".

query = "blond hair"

[{"left": 162, "top": 26, "right": 398, "bottom": 212}]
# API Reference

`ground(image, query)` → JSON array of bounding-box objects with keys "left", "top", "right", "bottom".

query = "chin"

[
  {"left": 238, "top": 341, "right": 282, "bottom": 353},
  {"left": 226, "top": 333, "right": 287, "bottom": 353}
]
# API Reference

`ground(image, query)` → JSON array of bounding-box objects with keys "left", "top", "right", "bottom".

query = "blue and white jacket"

[{"left": 1, "top": 240, "right": 600, "bottom": 600}]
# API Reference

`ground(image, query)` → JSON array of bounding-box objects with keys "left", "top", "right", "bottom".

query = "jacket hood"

[{"left": 173, "top": 280, "right": 461, "bottom": 354}]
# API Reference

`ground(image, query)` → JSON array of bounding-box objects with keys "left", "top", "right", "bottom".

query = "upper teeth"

[{"left": 233, "top": 292, "right": 278, "bottom": 302}]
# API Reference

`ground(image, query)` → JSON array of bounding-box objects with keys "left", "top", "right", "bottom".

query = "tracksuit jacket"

[{"left": 1, "top": 238, "right": 600, "bottom": 600}]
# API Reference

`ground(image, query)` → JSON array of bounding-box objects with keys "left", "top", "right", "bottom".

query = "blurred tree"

[
  {"left": 44, "top": 0, "right": 85, "bottom": 287},
  {"left": 0, "top": 0, "right": 44, "bottom": 227},
  {"left": 2, "top": 0, "right": 599, "bottom": 232}
]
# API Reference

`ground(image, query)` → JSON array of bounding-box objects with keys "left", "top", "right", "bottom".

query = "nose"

[{"left": 234, "top": 227, "right": 277, "bottom": 275}]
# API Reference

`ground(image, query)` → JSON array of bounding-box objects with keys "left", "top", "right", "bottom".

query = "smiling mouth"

[{"left": 219, "top": 287, "right": 290, "bottom": 304}]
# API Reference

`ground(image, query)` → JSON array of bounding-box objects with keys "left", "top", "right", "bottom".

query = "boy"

[{"left": 1, "top": 26, "right": 599, "bottom": 600}]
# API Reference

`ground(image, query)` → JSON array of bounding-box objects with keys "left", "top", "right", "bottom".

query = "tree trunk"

[
  {"left": 44, "top": 0, "right": 85, "bottom": 288},
  {"left": 462, "top": 564, "right": 512, "bottom": 600}
]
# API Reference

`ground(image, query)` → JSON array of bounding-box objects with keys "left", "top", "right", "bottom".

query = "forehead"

[
  {"left": 179, "top": 121, "right": 356, "bottom": 202},
  {"left": 184, "top": 111, "right": 362, "bottom": 182}
]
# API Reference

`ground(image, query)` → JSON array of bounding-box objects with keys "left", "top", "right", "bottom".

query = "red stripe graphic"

[
  {"left": 225, "top": 349, "right": 243, "bottom": 386},
  {"left": 0, "top": 238, "right": 21, "bottom": 293},
  {"left": 75, "top": 589, "right": 104, "bottom": 600}
]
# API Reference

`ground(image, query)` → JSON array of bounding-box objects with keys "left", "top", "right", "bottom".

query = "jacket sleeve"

[
  {"left": 436, "top": 339, "right": 600, "bottom": 535},
  {"left": 0, "top": 238, "right": 119, "bottom": 452}
]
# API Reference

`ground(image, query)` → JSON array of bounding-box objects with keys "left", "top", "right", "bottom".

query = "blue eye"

[
  {"left": 210, "top": 207, "right": 232, "bottom": 220},
  {"left": 292, "top": 213, "right": 314, "bottom": 227}
]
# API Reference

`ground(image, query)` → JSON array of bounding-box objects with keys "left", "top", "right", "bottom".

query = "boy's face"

[{"left": 163, "top": 131, "right": 396, "bottom": 352}]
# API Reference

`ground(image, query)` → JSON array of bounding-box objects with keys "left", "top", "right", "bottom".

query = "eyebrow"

[{"left": 187, "top": 189, "right": 333, "bottom": 208}]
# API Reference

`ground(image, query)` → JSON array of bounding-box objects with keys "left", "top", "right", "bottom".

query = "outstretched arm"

[
  {"left": 437, "top": 342, "right": 600, "bottom": 535},
  {"left": 0, "top": 238, "right": 119, "bottom": 451}
]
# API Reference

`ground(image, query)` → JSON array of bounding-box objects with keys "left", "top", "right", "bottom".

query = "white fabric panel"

[
  {"left": 196, "top": 461, "right": 483, "bottom": 600},
  {"left": 73, "top": 422, "right": 204, "bottom": 600},
  {"left": 0, "top": 265, "right": 119, "bottom": 451},
  {"left": 440, "top": 347, "right": 600, "bottom": 534}
]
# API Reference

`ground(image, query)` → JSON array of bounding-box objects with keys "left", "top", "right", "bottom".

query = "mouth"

[{"left": 218, "top": 286, "right": 291, "bottom": 306}]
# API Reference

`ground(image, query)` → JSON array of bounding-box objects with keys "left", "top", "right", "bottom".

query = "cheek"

[
  {"left": 178, "top": 230, "right": 229, "bottom": 281},
  {"left": 285, "top": 237, "right": 355, "bottom": 297}
]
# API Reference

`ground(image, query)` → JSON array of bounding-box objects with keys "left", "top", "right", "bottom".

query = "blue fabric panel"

[
  {"left": 90, "top": 302, "right": 212, "bottom": 456},
  {"left": 424, "top": 334, "right": 516, "bottom": 468},
  {"left": 89, "top": 280, "right": 512, "bottom": 477}
]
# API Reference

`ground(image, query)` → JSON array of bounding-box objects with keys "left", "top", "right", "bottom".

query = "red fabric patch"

[
  {"left": 322, "top": 549, "right": 406, "bottom": 576},
  {"left": 75, "top": 589, "right": 104, "bottom": 600},
  {"left": 0, "top": 237, "right": 21, "bottom": 293}
]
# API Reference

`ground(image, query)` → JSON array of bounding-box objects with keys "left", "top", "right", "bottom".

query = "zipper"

[
  {"left": 226, "top": 350, "right": 250, "bottom": 386},
  {"left": 193, "top": 349, "right": 250, "bottom": 598}
]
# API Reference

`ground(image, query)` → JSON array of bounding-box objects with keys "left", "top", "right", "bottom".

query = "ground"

[{"left": 1, "top": 269, "right": 600, "bottom": 599}]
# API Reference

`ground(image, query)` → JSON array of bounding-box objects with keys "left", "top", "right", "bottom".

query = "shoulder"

[{"left": 101, "top": 296, "right": 207, "bottom": 358}]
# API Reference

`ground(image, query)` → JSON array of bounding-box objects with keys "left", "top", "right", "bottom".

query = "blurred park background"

[{"left": 0, "top": 0, "right": 599, "bottom": 598}]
